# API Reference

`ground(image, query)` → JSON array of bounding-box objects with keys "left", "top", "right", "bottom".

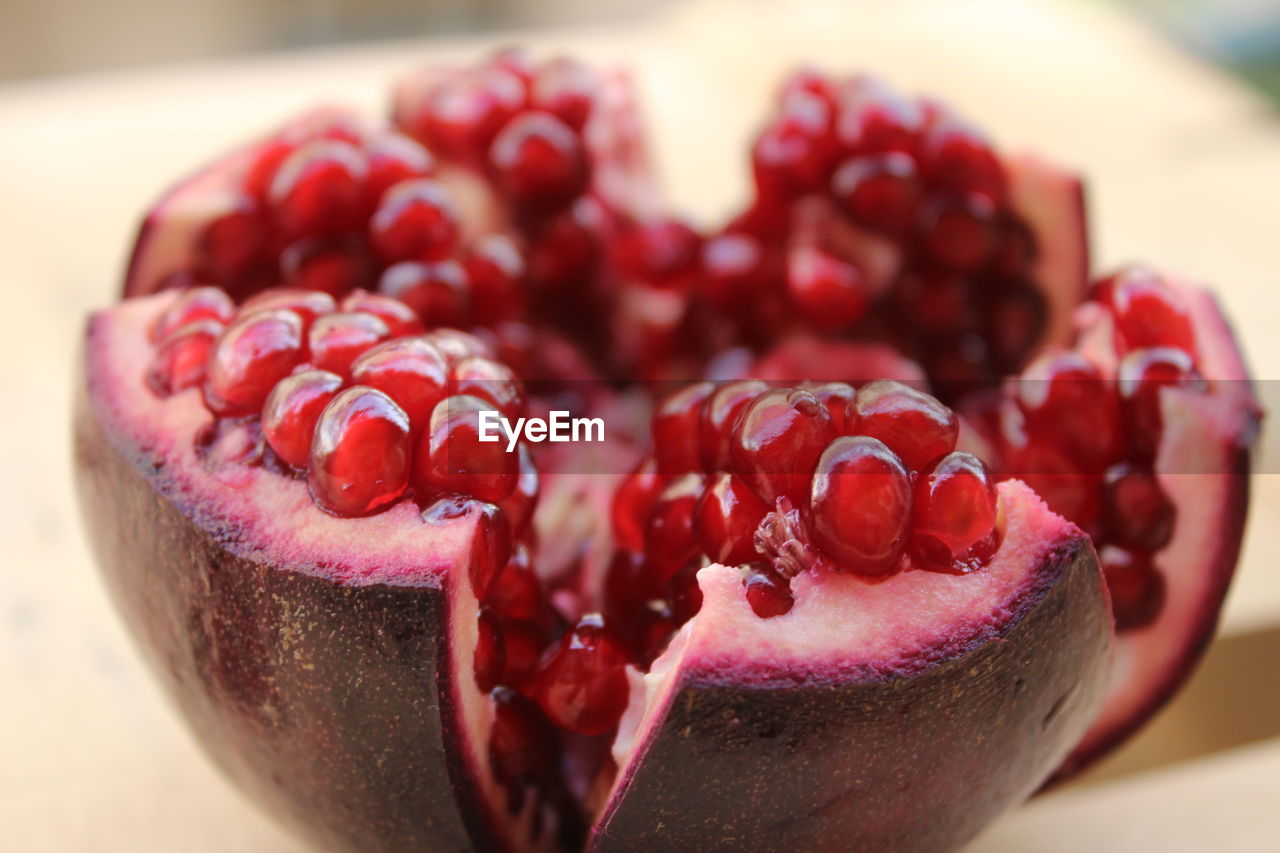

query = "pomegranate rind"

[
  {"left": 74, "top": 293, "right": 528, "bottom": 852},
  {"left": 595, "top": 482, "right": 1110, "bottom": 852}
]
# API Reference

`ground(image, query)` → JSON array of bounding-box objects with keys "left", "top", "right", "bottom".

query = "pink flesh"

[{"left": 611, "top": 479, "right": 1083, "bottom": 779}]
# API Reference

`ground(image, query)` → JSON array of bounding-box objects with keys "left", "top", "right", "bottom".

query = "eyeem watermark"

[{"left": 478, "top": 410, "right": 605, "bottom": 452}]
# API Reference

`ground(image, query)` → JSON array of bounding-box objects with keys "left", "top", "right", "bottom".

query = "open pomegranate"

[{"left": 76, "top": 51, "right": 1260, "bottom": 852}]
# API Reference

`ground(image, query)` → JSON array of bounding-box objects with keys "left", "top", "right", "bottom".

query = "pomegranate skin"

[
  {"left": 591, "top": 532, "right": 1110, "bottom": 853},
  {"left": 74, "top": 312, "right": 505, "bottom": 852}
]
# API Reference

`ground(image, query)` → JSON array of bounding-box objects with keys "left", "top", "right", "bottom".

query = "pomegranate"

[{"left": 76, "top": 52, "right": 1260, "bottom": 853}]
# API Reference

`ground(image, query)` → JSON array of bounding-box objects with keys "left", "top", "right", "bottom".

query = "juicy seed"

[
  {"left": 261, "top": 369, "right": 344, "bottom": 469},
  {"left": 1107, "top": 267, "right": 1196, "bottom": 355},
  {"left": 752, "top": 93, "right": 836, "bottom": 199},
  {"left": 378, "top": 260, "right": 471, "bottom": 328},
  {"left": 449, "top": 356, "right": 525, "bottom": 420},
  {"left": 834, "top": 82, "right": 923, "bottom": 154},
  {"left": 830, "top": 152, "right": 922, "bottom": 235},
  {"left": 1017, "top": 350, "right": 1124, "bottom": 470},
  {"left": 485, "top": 547, "right": 545, "bottom": 623},
  {"left": 146, "top": 320, "right": 222, "bottom": 396},
  {"left": 743, "top": 566, "right": 795, "bottom": 618},
  {"left": 787, "top": 246, "right": 868, "bottom": 332},
  {"left": 1118, "top": 347, "right": 1206, "bottom": 460},
  {"left": 498, "top": 444, "right": 540, "bottom": 536},
  {"left": 910, "top": 451, "right": 1000, "bottom": 573},
  {"left": 1100, "top": 545, "right": 1167, "bottom": 632},
  {"left": 365, "top": 132, "right": 436, "bottom": 201},
  {"left": 695, "top": 473, "right": 770, "bottom": 566},
  {"left": 204, "top": 309, "right": 307, "bottom": 416},
  {"left": 809, "top": 436, "right": 913, "bottom": 576},
  {"left": 416, "top": 66, "right": 527, "bottom": 162},
  {"left": 339, "top": 289, "right": 424, "bottom": 336},
  {"left": 731, "top": 388, "right": 838, "bottom": 506},
  {"left": 464, "top": 234, "right": 527, "bottom": 324},
  {"left": 532, "top": 614, "right": 630, "bottom": 736},
  {"left": 475, "top": 609, "right": 505, "bottom": 692},
  {"left": 308, "top": 311, "right": 391, "bottom": 378},
  {"left": 800, "top": 382, "right": 858, "bottom": 433},
  {"left": 268, "top": 140, "right": 370, "bottom": 240},
  {"left": 700, "top": 380, "right": 769, "bottom": 471},
  {"left": 489, "top": 111, "right": 588, "bottom": 210},
  {"left": 1001, "top": 437, "right": 1101, "bottom": 536},
  {"left": 150, "top": 286, "right": 234, "bottom": 342},
  {"left": 414, "top": 394, "right": 520, "bottom": 503},
  {"left": 644, "top": 473, "right": 705, "bottom": 583},
  {"left": 652, "top": 382, "right": 714, "bottom": 474},
  {"left": 195, "top": 196, "right": 272, "bottom": 286},
  {"left": 1103, "top": 462, "right": 1176, "bottom": 552},
  {"left": 422, "top": 495, "right": 513, "bottom": 597},
  {"left": 280, "top": 237, "right": 373, "bottom": 296},
  {"left": 349, "top": 337, "right": 448, "bottom": 432},
  {"left": 614, "top": 220, "right": 703, "bottom": 287},
  {"left": 918, "top": 193, "right": 998, "bottom": 272},
  {"left": 420, "top": 328, "right": 494, "bottom": 365},
  {"left": 369, "top": 178, "right": 461, "bottom": 264},
  {"left": 531, "top": 57, "right": 597, "bottom": 131},
  {"left": 308, "top": 386, "right": 412, "bottom": 516},
  {"left": 489, "top": 687, "right": 557, "bottom": 788},
  {"left": 240, "top": 288, "right": 336, "bottom": 326},
  {"left": 612, "top": 460, "right": 667, "bottom": 554},
  {"left": 919, "top": 121, "right": 1006, "bottom": 201},
  {"left": 850, "top": 380, "right": 959, "bottom": 471}
]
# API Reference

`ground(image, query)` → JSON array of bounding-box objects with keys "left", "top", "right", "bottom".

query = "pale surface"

[{"left": 1, "top": 0, "right": 1277, "bottom": 850}]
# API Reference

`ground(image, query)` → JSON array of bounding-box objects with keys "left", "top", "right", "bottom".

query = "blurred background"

[{"left": 4, "top": 0, "right": 1280, "bottom": 101}]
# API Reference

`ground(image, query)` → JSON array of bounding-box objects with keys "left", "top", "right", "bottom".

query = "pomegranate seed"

[
  {"left": 612, "top": 460, "right": 667, "bottom": 554},
  {"left": 830, "top": 152, "right": 923, "bottom": 235},
  {"left": 667, "top": 559, "right": 704, "bottom": 623},
  {"left": 752, "top": 92, "right": 837, "bottom": 199},
  {"left": 195, "top": 195, "right": 272, "bottom": 285},
  {"left": 644, "top": 473, "right": 705, "bottom": 582},
  {"left": 378, "top": 260, "right": 471, "bottom": 328},
  {"left": 731, "top": 388, "right": 838, "bottom": 506},
  {"left": 1103, "top": 462, "right": 1176, "bottom": 552},
  {"left": 604, "top": 551, "right": 664, "bottom": 625},
  {"left": 280, "top": 237, "right": 374, "bottom": 295},
  {"left": 910, "top": 451, "right": 1000, "bottom": 573},
  {"left": 743, "top": 566, "right": 794, "bottom": 618},
  {"left": 146, "top": 320, "right": 223, "bottom": 396},
  {"left": 850, "top": 380, "right": 959, "bottom": 471},
  {"left": 414, "top": 394, "right": 520, "bottom": 503},
  {"left": 369, "top": 179, "right": 461, "bottom": 264},
  {"left": 532, "top": 613, "right": 630, "bottom": 736},
  {"left": 195, "top": 418, "right": 265, "bottom": 470},
  {"left": 700, "top": 233, "right": 772, "bottom": 314},
  {"left": 339, "top": 290, "right": 423, "bottom": 336},
  {"left": 489, "top": 686, "right": 557, "bottom": 785},
  {"left": 205, "top": 309, "right": 307, "bottom": 416},
  {"left": 695, "top": 473, "right": 770, "bottom": 565},
  {"left": 308, "top": 312, "right": 390, "bottom": 378},
  {"left": 422, "top": 494, "right": 513, "bottom": 597},
  {"left": 239, "top": 288, "right": 336, "bottom": 327},
  {"left": 498, "top": 444, "right": 539, "bottom": 536},
  {"left": 485, "top": 547, "right": 545, "bottom": 623},
  {"left": 800, "top": 382, "right": 859, "bottom": 433},
  {"left": 421, "top": 329, "right": 494, "bottom": 365},
  {"left": 349, "top": 337, "right": 448, "bottom": 432},
  {"left": 268, "top": 140, "right": 370, "bottom": 240},
  {"left": 150, "top": 286, "right": 234, "bottom": 342},
  {"left": 632, "top": 600, "right": 681, "bottom": 665},
  {"left": 1100, "top": 545, "right": 1166, "bottom": 632},
  {"left": 919, "top": 121, "right": 1006, "bottom": 201},
  {"left": 261, "top": 369, "right": 343, "bottom": 469},
  {"left": 525, "top": 196, "right": 604, "bottom": 292},
  {"left": 308, "top": 386, "right": 411, "bottom": 516},
  {"left": 419, "top": 67, "right": 527, "bottom": 161},
  {"left": 918, "top": 193, "right": 998, "bottom": 272},
  {"left": 1109, "top": 268, "right": 1197, "bottom": 355},
  {"left": 835, "top": 80, "right": 924, "bottom": 154},
  {"left": 489, "top": 111, "right": 588, "bottom": 210},
  {"left": 809, "top": 436, "right": 913, "bottom": 575},
  {"left": 365, "top": 132, "right": 435, "bottom": 201},
  {"left": 990, "top": 218, "right": 1038, "bottom": 278},
  {"left": 464, "top": 234, "right": 526, "bottom": 324},
  {"left": 699, "top": 380, "right": 768, "bottom": 471},
  {"left": 244, "top": 138, "right": 295, "bottom": 200},
  {"left": 653, "top": 382, "right": 713, "bottom": 474},
  {"left": 787, "top": 247, "right": 869, "bottom": 332},
  {"left": 500, "top": 620, "right": 549, "bottom": 689},
  {"left": 984, "top": 281, "right": 1048, "bottom": 371},
  {"left": 892, "top": 269, "right": 975, "bottom": 338},
  {"left": 531, "top": 57, "right": 597, "bottom": 131},
  {"left": 1001, "top": 438, "right": 1101, "bottom": 535},
  {"left": 779, "top": 67, "right": 837, "bottom": 108},
  {"left": 926, "top": 334, "right": 996, "bottom": 394},
  {"left": 1017, "top": 350, "right": 1125, "bottom": 471},
  {"left": 1118, "top": 347, "right": 1206, "bottom": 460},
  {"left": 475, "top": 608, "right": 505, "bottom": 692},
  {"left": 614, "top": 220, "right": 703, "bottom": 288},
  {"left": 450, "top": 356, "right": 525, "bottom": 420}
]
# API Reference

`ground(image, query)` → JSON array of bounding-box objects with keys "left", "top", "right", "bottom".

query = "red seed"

[
  {"left": 239, "top": 288, "right": 336, "bottom": 328},
  {"left": 415, "top": 394, "right": 520, "bottom": 503},
  {"left": 667, "top": 559, "right": 704, "bottom": 623},
  {"left": 261, "top": 369, "right": 343, "bottom": 469},
  {"left": 699, "top": 380, "right": 768, "bottom": 471},
  {"left": 146, "top": 320, "right": 223, "bottom": 396},
  {"left": 644, "top": 473, "right": 705, "bottom": 583},
  {"left": 1017, "top": 349, "right": 1125, "bottom": 471},
  {"left": 830, "top": 152, "right": 922, "bottom": 235},
  {"left": 800, "top": 382, "right": 859, "bottom": 434},
  {"left": 752, "top": 92, "right": 837, "bottom": 199},
  {"left": 850, "top": 380, "right": 959, "bottom": 472},
  {"left": 984, "top": 281, "right": 1049, "bottom": 371},
  {"left": 195, "top": 195, "right": 272, "bottom": 286},
  {"left": 834, "top": 79, "right": 924, "bottom": 154},
  {"left": 700, "top": 233, "right": 773, "bottom": 316},
  {"left": 420, "top": 329, "right": 494, "bottom": 365},
  {"left": 369, "top": 178, "right": 461, "bottom": 264},
  {"left": 910, "top": 451, "right": 1000, "bottom": 573},
  {"left": 500, "top": 620, "right": 549, "bottom": 689},
  {"left": 612, "top": 460, "right": 667, "bottom": 554},
  {"left": 919, "top": 120, "right": 1006, "bottom": 201},
  {"left": 463, "top": 234, "right": 526, "bottom": 324},
  {"left": 485, "top": 546, "right": 545, "bottom": 623},
  {"left": 378, "top": 260, "right": 470, "bottom": 328},
  {"left": 531, "top": 57, "right": 597, "bottom": 131},
  {"left": 308, "top": 312, "right": 390, "bottom": 378},
  {"left": 613, "top": 220, "right": 703, "bottom": 288},
  {"left": 1001, "top": 437, "right": 1101, "bottom": 536},
  {"left": 422, "top": 494, "right": 513, "bottom": 598},
  {"left": 279, "top": 237, "right": 374, "bottom": 295},
  {"left": 339, "top": 289, "right": 424, "bottom": 336},
  {"left": 308, "top": 386, "right": 411, "bottom": 516},
  {"left": 1109, "top": 268, "right": 1197, "bottom": 355},
  {"left": 489, "top": 686, "right": 557, "bottom": 785},
  {"left": 1100, "top": 545, "right": 1167, "bottom": 632},
  {"left": 532, "top": 613, "right": 630, "bottom": 736},
  {"left": 268, "top": 140, "right": 370, "bottom": 240},
  {"left": 732, "top": 388, "right": 838, "bottom": 506},
  {"left": 489, "top": 111, "right": 588, "bottom": 210},
  {"left": 918, "top": 193, "right": 998, "bottom": 272},
  {"left": 891, "top": 269, "right": 975, "bottom": 338},
  {"left": 204, "top": 309, "right": 307, "bottom": 416},
  {"left": 809, "top": 436, "right": 913, "bottom": 576},
  {"left": 350, "top": 337, "right": 448, "bottom": 432},
  {"left": 449, "top": 356, "right": 525, "bottom": 420},
  {"left": 1103, "top": 462, "right": 1176, "bottom": 552},
  {"left": 418, "top": 67, "right": 527, "bottom": 162},
  {"left": 365, "top": 132, "right": 436, "bottom": 202},
  {"left": 695, "top": 473, "right": 770, "bottom": 565},
  {"left": 1118, "top": 347, "right": 1206, "bottom": 460},
  {"left": 150, "top": 286, "right": 234, "bottom": 342},
  {"left": 474, "top": 608, "right": 505, "bottom": 692},
  {"left": 787, "top": 247, "right": 868, "bottom": 333},
  {"left": 497, "top": 444, "right": 539, "bottom": 536},
  {"left": 743, "top": 566, "right": 795, "bottom": 618},
  {"left": 652, "top": 382, "right": 714, "bottom": 474}
]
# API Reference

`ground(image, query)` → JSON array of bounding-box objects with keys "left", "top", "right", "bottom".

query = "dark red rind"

[
  {"left": 73, "top": 333, "right": 505, "bottom": 852},
  {"left": 591, "top": 536, "right": 1108, "bottom": 853}
]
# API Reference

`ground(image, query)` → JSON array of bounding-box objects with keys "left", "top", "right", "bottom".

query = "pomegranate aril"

[
  {"left": 350, "top": 337, "right": 448, "bottom": 432},
  {"left": 779, "top": 67, "right": 837, "bottom": 109},
  {"left": 195, "top": 195, "right": 272, "bottom": 285},
  {"left": 612, "top": 460, "right": 667, "bottom": 554},
  {"left": 525, "top": 196, "right": 605, "bottom": 293},
  {"left": 1100, "top": 545, "right": 1167, "bottom": 632},
  {"left": 850, "top": 380, "right": 959, "bottom": 472},
  {"left": 423, "top": 494, "right": 513, "bottom": 598},
  {"left": 700, "top": 380, "right": 768, "bottom": 471},
  {"left": 205, "top": 309, "right": 307, "bottom": 416},
  {"left": 1002, "top": 438, "right": 1101, "bottom": 536},
  {"left": 652, "top": 382, "right": 713, "bottom": 475},
  {"left": 1103, "top": 462, "right": 1176, "bottom": 552},
  {"left": 700, "top": 233, "right": 772, "bottom": 315},
  {"left": 731, "top": 388, "right": 838, "bottom": 506},
  {"left": 414, "top": 394, "right": 520, "bottom": 503},
  {"left": 489, "top": 111, "right": 588, "bottom": 211},
  {"left": 240, "top": 288, "right": 336, "bottom": 327},
  {"left": 369, "top": 178, "right": 461, "bottom": 264},
  {"left": 339, "top": 290, "right": 423, "bottom": 336},
  {"left": 752, "top": 92, "right": 836, "bottom": 199},
  {"left": 475, "top": 608, "right": 505, "bottom": 692},
  {"left": 800, "top": 382, "right": 859, "bottom": 433},
  {"left": 489, "top": 686, "right": 557, "bottom": 785},
  {"left": 532, "top": 613, "right": 630, "bottom": 736},
  {"left": 415, "top": 66, "right": 527, "bottom": 162},
  {"left": 787, "top": 247, "right": 868, "bottom": 332},
  {"left": 498, "top": 444, "right": 539, "bottom": 536},
  {"left": 485, "top": 547, "right": 544, "bottom": 623},
  {"left": 835, "top": 81, "right": 924, "bottom": 154},
  {"left": 268, "top": 140, "right": 370, "bottom": 240},
  {"left": 308, "top": 386, "right": 411, "bottom": 516},
  {"left": 667, "top": 559, "right": 704, "bottom": 623},
  {"left": 1017, "top": 350, "right": 1124, "bottom": 470},
  {"left": 500, "top": 620, "right": 548, "bottom": 689},
  {"left": 308, "top": 312, "right": 390, "bottom": 378},
  {"left": 644, "top": 473, "right": 705, "bottom": 583},
  {"left": 809, "top": 436, "right": 913, "bottom": 576},
  {"left": 830, "top": 152, "right": 923, "bottom": 236},
  {"left": 614, "top": 220, "right": 703, "bottom": 288},
  {"left": 990, "top": 218, "right": 1038, "bottom": 279},
  {"left": 378, "top": 260, "right": 470, "bottom": 328},
  {"left": 449, "top": 356, "right": 525, "bottom": 420},
  {"left": 261, "top": 369, "right": 343, "bottom": 469},
  {"left": 421, "top": 329, "right": 494, "bottom": 365},
  {"left": 146, "top": 320, "right": 222, "bottom": 396},
  {"left": 743, "top": 566, "right": 794, "bottom": 618},
  {"left": 150, "top": 286, "right": 234, "bottom": 342},
  {"left": 919, "top": 121, "right": 1006, "bottom": 201},
  {"left": 1118, "top": 347, "right": 1206, "bottom": 460},
  {"left": 364, "top": 132, "right": 436, "bottom": 201},
  {"left": 464, "top": 234, "right": 526, "bottom": 324},
  {"left": 695, "top": 473, "right": 770, "bottom": 566},
  {"left": 918, "top": 193, "right": 998, "bottom": 272},
  {"left": 531, "top": 57, "right": 596, "bottom": 131},
  {"left": 280, "top": 237, "right": 374, "bottom": 296},
  {"left": 244, "top": 138, "right": 296, "bottom": 201},
  {"left": 892, "top": 269, "right": 975, "bottom": 338},
  {"left": 910, "top": 451, "right": 1000, "bottom": 573},
  {"left": 1108, "top": 268, "right": 1197, "bottom": 355},
  {"left": 984, "top": 281, "right": 1049, "bottom": 371}
]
